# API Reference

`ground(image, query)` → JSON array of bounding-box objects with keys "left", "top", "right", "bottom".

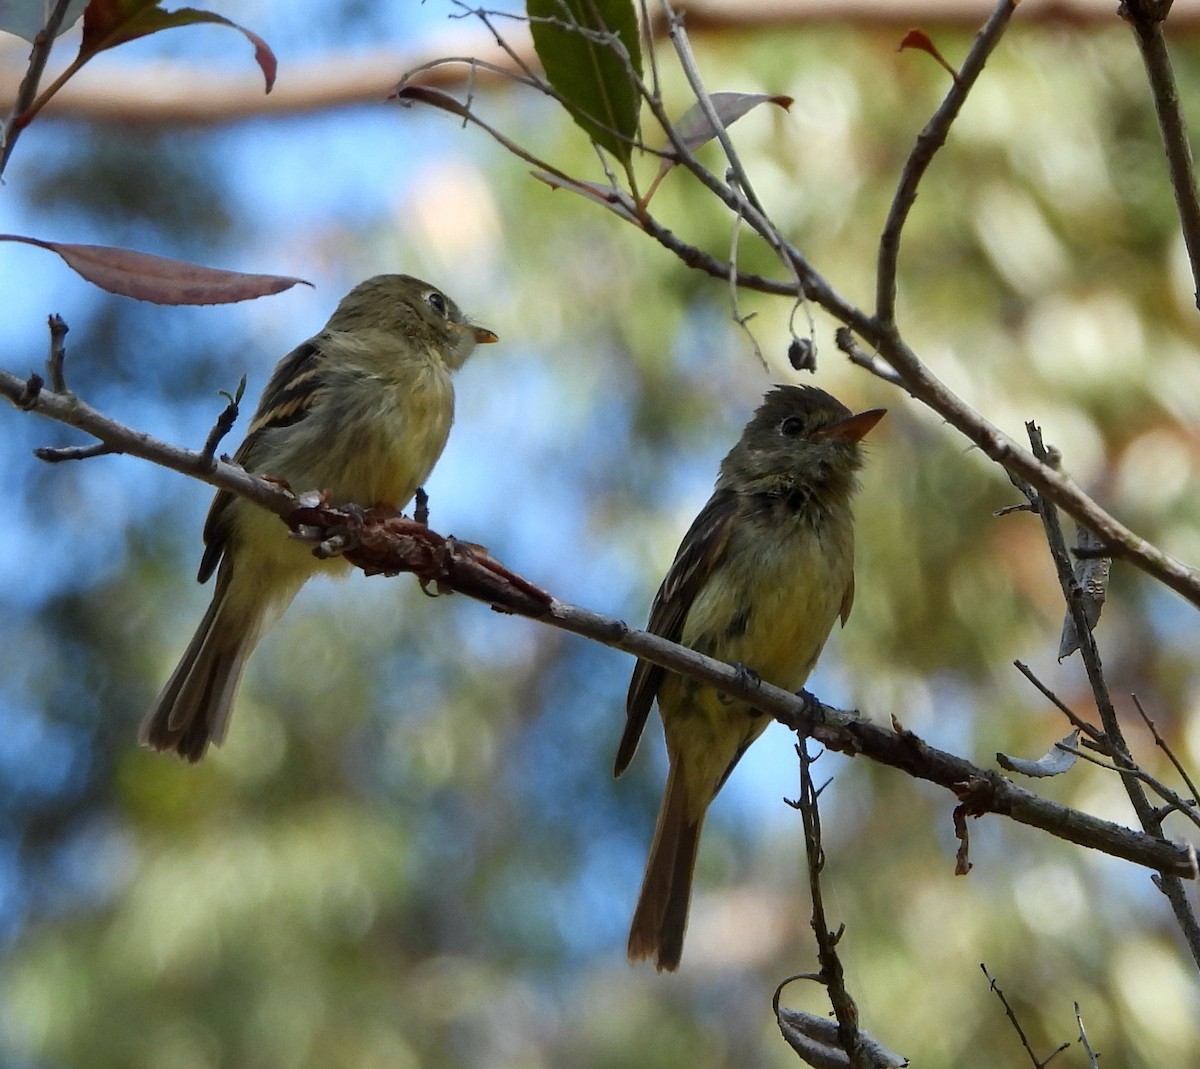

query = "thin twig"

[
  {"left": 35, "top": 442, "right": 116, "bottom": 462},
  {"left": 659, "top": 1, "right": 765, "bottom": 217},
  {"left": 200, "top": 376, "right": 246, "bottom": 463},
  {"left": 833, "top": 327, "right": 904, "bottom": 386},
  {"left": 1133, "top": 693, "right": 1200, "bottom": 821},
  {"left": 727, "top": 192, "right": 768, "bottom": 370},
  {"left": 1120, "top": 0, "right": 1200, "bottom": 311},
  {"left": 1053, "top": 740, "right": 1200, "bottom": 829},
  {"left": 795, "top": 741, "right": 862, "bottom": 1060},
  {"left": 1012, "top": 660, "right": 1104, "bottom": 742},
  {"left": 876, "top": 0, "right": 1018, "bottom": 326},
  {"left": 46, "top": 314, "right": 69, "bottom": 393},
  {"left": 0, "top": 0, "right": 76, "bottom": 176},
  {"left": 982, "top": 964, "right": 1071, "bottom": 1068},
  {"left": 1075, "top": 1003, "right": 1100, "bottom": 1069},
  {"left": 1, "top": 367, "right": 296, "bottom": 519},
  {"left": 1024, "top": 421, "right": 1200, "bottom": 969}
]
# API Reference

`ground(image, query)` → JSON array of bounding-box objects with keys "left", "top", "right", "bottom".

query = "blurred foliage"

[{"left": 2, "top": 4, "right": 1200, "bottom": 1068}]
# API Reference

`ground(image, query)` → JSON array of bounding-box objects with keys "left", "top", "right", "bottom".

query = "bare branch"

[
  {"left": 6, "top": 1, "right": 1199, "bottom": 129},
  {"left": 3, "top": 366, "right": 1197, "bottom": 883},
  {"left": 0, "top": 0, "right": 75, "bottom": 175},
  {"left": 877, "top": 0, "right": 1018, "bottom": 326},
  {"left": 982, "top": 964, "right": 1071, "bottom": 1068},
  {"left": 790, "top": 742, "right": 865, "bottom": 1062},
  {"left": 1120, "top": 0, "right": 1200, "bottom": 311},
  {"left": 1021, "top": 421, "right": 1200, "bottom": 969},
  {"left": 1075, "top": 1003, "right": 1101, "bottom": 1069},
  {"left": 0, "top": 367, "right": 296, "bottom": 519}
]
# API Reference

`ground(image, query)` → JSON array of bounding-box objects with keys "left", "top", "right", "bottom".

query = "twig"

[
  {"left": 1023, "top": 422, "right": 1200, "bottom": 969},
  {"left": 35, "top": 442, "right": 116, "bottom": 463},
  {"left": 1052, "top": 740, "right": 1200, "bottom": 829},
  {"left": 833, "top": 327, "right": 903, "bottom": 386},
  {"left": 1133, "top": 694, "right": 1200, "bottom": 824},
  {"left": 1120, "top": 0, "right": 1200, "bottom": 311},
  {"left": 0, "top": 0, "right": 76, "bottom": 176},
  {"left": 727, "top": 192, "right": 768, "bottom": 370},
  {"left": 876, "top": 0, "right": 1018, "bottom": 326},
  {"left": 46, "top": 314, "right": 69, "bottom": 393},
  {"left": 1012, "top": 660, "right": 1104, "bottom": 742},
  {"left": 1, "top": 367, "right": 296, "bottom": 519},
  {"left": 793, "top": 741, "right": 862, "bottom": 1061},
  {"left": 982, "top": 964, "right": 1071, "bottom": 1068},
  {"left": 200, "top": 375, "right": 246, "bottom": 464},
  {"left": 1075, "top": 1003, "right": 1100, "bottom": 1069},
  {"left": 659, "top": 1, "right": 765, "bottom": 218}
]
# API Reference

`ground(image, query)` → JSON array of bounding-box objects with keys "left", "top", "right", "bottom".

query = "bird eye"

[
  {"left": 426, "top": 291, "right": 448, "bottom": 317},
  {"left": 780, "top": 416, "right": 804, "bottom": 437}
]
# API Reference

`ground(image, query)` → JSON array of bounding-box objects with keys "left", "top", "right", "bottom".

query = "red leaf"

[
  {"left": 898, "top": 28, "right": 958, "bottom": 81},
  {"left": 389, "top": 84, "right": 472, "bottom": 119},
  {"left": 80, "top": 1, "right": 275, "bottom": 92},
  {"left": 0, "top": 235, "right": 309, "bottom": 304}
]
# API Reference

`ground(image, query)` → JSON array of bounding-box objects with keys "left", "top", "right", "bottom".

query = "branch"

[
  {"left": 3, "top": 1, "right": 1199, "bottom": 127},
  {"left": 1020, "top": 421, "right": 1200, "bottom": 969},
  {"left": 0, "top": 0, "right": 75, "bottom": 176},
  {"left": 3, "top": 370, "right": 1196, "bottom": 881},
  {"left": 278, "top": 501, "right": 1197, "bottom": 880},
  {"left": 0, "top": 367, "right": 296, "bottom": 519},
  {"left": 982, "top": 964, "right": 1072, "bottom": 1068},
  {"left": 1120, "top": 0, "right": 1200, "bottom": 310},
  {"left": 877, "top": 0, "right": 1018, "bottom": 326}
]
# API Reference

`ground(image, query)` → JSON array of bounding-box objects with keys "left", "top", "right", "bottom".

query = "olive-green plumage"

[
  {"left": 615, "top": 384, "right": 884, "bottom": 971},
  {"left": 142, "top": 274, "right": 496, "bottom": 762}
]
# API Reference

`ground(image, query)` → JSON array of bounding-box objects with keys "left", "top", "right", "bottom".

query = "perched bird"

[
  {"left": 615, "top": 384, "right": 884, "bottom": 971},
  {"left": 142, "top": 274, "right": 496, "bottom": 762}
]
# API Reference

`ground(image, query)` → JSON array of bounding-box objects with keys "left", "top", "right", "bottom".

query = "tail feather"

[
  {"left": 627, "top": 764, "right": 705, "bottom": 972},
  {"left": 140, "top": 572, "right": 264, "bottom": 763}
]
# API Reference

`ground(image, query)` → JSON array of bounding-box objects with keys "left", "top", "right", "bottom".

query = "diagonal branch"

[
  {"left": 2, "top": 366, "right": 1195, "bottom": 881},
  {"left": 876, "top": 0, "right": 1019, "bottom": 326},
  {"left": 1120, "top": 0, "right": 1200, "bottom": 310},
  {"left": 0, "top": 0, "right": 76, "bottom": 176}
]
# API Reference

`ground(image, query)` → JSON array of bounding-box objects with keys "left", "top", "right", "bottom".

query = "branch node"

[
  {"left": 17, "top": 373, "right": 43, "bottom": 410},
  {"left": 200, "top": 375, "right": 246, "bottom": 466},
  {"left": 34, "top": 442, "right": 117, "bottom": 463},
  {"left": 46, "top": 314, "right": 69, "bottom": 393}
]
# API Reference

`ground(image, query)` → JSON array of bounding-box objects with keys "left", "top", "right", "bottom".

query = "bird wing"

[
  {"left": 197, "top": 339, "right": 326, "bottom": 583},
  {"left": 839, "top": 569, "right": 855, "bottom": 625},
  {"left": 614, "top": 488, "right": 739, "bottom": 777}
]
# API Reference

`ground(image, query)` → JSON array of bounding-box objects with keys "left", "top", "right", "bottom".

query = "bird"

[
  {"left": 141, "top": 274, "right": 496, "bottom": 762},
  {"left": 614, "top": 384, "right": 884, "bottom": 970}
]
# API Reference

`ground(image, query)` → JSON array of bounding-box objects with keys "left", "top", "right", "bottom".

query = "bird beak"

[
  {"left": 816, "top": 408, "right": 886, "bottom": 442},
  {"left": 469, "top": 325, "right": 499, "bottom": 344}
]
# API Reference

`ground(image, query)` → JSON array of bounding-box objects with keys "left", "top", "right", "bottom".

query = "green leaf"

[
  {"left": 78, "top": 1, "right": 276, "bottom": 91},
  {"left": 526, "top": 0, "right": 642, "bottom": 165}
]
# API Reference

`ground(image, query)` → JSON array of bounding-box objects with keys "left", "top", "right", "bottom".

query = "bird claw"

[{"left": 718, "top": 662, "right": 761, "bottom": 707}]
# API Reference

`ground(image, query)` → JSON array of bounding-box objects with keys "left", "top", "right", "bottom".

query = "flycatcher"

[
  {"left": 615, "top": 384, "right": 883, "bottom": 971},
  {"left": 142, "top": 274, "right": 496, "bottom": 762}
]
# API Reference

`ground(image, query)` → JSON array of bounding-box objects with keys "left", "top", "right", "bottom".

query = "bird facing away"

[
  {"left": 141, "top": 274, "right": 496, "bottom": 762},
  {"left": 615, "top": 384, "right": 884, "bottom": 971}
]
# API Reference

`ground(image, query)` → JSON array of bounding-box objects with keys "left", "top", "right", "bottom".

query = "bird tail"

[
  {"left": 627, "top": 763, "right": 704, "bottom": 972},
  {"left": 140, "top": 570, "right": 267, "bottom": 763}
]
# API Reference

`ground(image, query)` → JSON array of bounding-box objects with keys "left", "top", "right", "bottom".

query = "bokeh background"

[{"left": 3, "top": 2, "right": 1200, "bottom": 1066}]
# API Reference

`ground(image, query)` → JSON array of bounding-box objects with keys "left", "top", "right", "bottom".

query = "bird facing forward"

[
  {"left": 142, "top": 274, "right": 496, "bottom": 762},
  {"left": 615, "top": 384, "right": 884, "bottom": 971}
]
